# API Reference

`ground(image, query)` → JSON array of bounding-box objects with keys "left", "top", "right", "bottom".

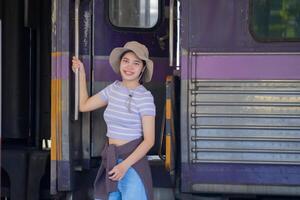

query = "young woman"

[{"left": 72, "top": 41, "right": 155, "bottom": 200}]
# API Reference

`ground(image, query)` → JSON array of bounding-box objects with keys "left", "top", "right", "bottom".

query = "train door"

[
  {"left": 90, "top": 1, "right": 177, "bottom": 198},
  {"left": 50, "top": 0, "right": 177, "bottom": 199},
  {"left": 90, "top": 0, "right": 171, "bottom": 158}
]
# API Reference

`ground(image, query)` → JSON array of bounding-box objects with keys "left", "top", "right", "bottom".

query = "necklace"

[
  {"left": 121, "top": 83, "right": 141, "bottom": 113},
  {"left": 126, "top": 87, "right": 137, "bottom": 113}
]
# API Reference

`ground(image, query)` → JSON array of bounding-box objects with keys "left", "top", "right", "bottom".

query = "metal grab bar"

[
  {"left": 74, "top": 0, "right": 80, "bottom": 120},
  {"left": 0, "top": 20, "right": 2, "bottom": 135},
  {"left": 176, "top": 0, "right": 180, "bottom": 67},
  {"left": 169, "top": 0, "right": 174, "bottom": 66}
]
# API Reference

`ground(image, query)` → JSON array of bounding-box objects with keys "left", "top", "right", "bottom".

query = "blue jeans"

[{"left": 95, "top": 159, "right": 147, "bottom": 200}]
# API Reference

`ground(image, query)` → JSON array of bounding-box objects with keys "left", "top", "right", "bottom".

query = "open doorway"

[
  {"left": 1, "top": 0, "right": 51, "bottom": 147},
  {"left": 1, "top": 0, "right": 52, "bottom": 199}
]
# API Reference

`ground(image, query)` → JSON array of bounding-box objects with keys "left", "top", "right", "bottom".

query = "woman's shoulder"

[
  {"left": 98, "top": 80, "right": 119, "bottom": 95},
  {"left": 104, "top": 80, "right": 119, "bottom": 90},
  {"left": 135, "top": 86, "right": 156, "bottom": 115},
  {"left": 136, "top": 85, "right": 153, "bottom": 97},
  {"left": 137, "top": 84, "right": 148, "bottom": 92}
]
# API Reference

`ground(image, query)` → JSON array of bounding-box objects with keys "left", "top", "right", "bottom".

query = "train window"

[
  {"left": 109, "top": 0, "right": 159, "bottom": 29},
  {"left": 250, "top": 0, "right": 300, "bottom": 41}
]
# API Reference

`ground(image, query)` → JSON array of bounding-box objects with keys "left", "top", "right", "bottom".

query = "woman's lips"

[{"left": 123, "top": 70, "right": 134, "bottom": 76}]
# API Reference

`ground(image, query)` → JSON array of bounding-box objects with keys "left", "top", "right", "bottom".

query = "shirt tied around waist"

[{"left": 94, "top": 138, "right": 153, "bottom": 200}]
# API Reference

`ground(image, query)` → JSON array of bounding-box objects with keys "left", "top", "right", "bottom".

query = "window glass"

[
  {"left": 251, "top": 0, "right": 300, "bottom": 41},
  {"left": 109, "top": 0, "right": 159, "bottom": 29}
]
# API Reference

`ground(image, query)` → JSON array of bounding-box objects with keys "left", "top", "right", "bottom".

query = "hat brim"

[{"left": 109, "top": 47, "right": 153, "bottom": 83}]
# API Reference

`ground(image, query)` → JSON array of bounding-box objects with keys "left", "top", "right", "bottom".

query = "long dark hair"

[{"left": 119, "top": 50, "right": 146, "bottom": 84}]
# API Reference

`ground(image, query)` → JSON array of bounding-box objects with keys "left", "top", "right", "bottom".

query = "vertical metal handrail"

[
  {"left": 74, "top": 0, "right": 80, "bottom": 120},
  {"left": 169, "top": 0, "right": 174, "bottom": 66},
  {"left": 0, "top": 20, "right": 2, "bottom": 138},
  {"left": 176, "top": 0, "right": 180, "bottom": 67}
]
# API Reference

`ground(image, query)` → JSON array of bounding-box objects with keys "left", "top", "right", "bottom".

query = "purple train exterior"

[
  {"left": 180, "top": 0, "right": 300, "bottom": 197},
  {"left": 1, "top": 0, "right": 300, "bottom": 199}
]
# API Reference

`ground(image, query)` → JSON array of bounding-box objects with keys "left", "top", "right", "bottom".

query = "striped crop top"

[{"left": 98, "top": 80, "right": 156, "bottom": 141}]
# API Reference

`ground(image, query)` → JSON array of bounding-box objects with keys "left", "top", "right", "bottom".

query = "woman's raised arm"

[{"left": 72, "top": 57, "right": 108, "bottom": 112}]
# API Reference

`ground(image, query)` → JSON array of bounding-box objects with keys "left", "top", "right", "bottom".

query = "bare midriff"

[{"left": 108, "top": 138, "right": 131, "bottom": 146}]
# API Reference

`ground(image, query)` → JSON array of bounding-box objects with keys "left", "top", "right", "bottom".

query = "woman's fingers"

[
  {"left": 110, "top": 173, "right": 119, "bottom": 181},
  {"left": 108, "top": 167, "right": 124, "bottom": 181},
  {"left": 108, "top": 169, "right": 114, "bottom": 175},
  {"left": 71, "top": 56, "right": 83, "bottom": 73},
  {"left": 109, "top": 171, "right": 119, "bottom": 181},
  {"left": 108, "top": 163, "right": 129, "bottom": 181}
]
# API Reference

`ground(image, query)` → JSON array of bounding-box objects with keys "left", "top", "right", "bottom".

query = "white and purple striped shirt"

[{"left": 98, "top": 80, "right": 156, "bottom": 141}]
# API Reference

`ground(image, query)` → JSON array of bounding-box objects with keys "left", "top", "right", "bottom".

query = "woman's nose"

[{"left": 125, "top": 62, "right": 134, "bottom": 69}]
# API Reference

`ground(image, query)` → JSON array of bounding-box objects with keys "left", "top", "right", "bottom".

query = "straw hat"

[{"left": 109, "top": 41, "right": 154, "bottom": 82}]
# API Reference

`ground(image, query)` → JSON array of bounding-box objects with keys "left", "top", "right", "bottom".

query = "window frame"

[
  {"left": 105, "top": 0, "right": 164, "bottom": 32},
  {"left": 249, "top": 0, "right": 300, "bottom": 42}
]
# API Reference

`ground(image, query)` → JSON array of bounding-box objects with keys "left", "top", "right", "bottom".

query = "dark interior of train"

[
  {"left": 1, "top": 0, "right": 52, "bottom": 198},
  {"left": 1, "top": 0, "right": 51, "bottom": 145}
]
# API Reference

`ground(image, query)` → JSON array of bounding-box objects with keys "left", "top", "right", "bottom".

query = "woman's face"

[{"left": 119, "top": 52, "right": 144, "bottom": 82}]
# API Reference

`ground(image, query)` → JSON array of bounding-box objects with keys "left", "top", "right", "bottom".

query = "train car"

[
  {"left": 1, "top": 0, "right": 300, "bottom": 199},
  {"left": 180, "top": 0, "right": 300, "bottom": 198}
]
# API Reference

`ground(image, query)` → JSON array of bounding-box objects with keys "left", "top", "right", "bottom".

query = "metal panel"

[
  {"left": 188, "top": 78, "right": 300, "bottom": 165},
  {"left": 192, "top": 184, "right": 300, "bottom": 196}
]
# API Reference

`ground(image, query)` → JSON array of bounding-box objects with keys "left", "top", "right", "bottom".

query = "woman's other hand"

[{"left": 108, "top": 162, "right": 130, "bottom": 181}]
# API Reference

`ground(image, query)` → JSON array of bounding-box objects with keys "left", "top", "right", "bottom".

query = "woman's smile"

[{"left": 123, "top": 69, "right": 135, "bottom": 76}]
